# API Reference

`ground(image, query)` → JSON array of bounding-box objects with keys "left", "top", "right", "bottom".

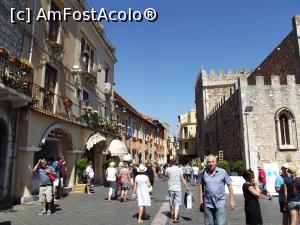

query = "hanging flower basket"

[
  {"left": 0, "top": 47, "right": 9, "bottom": 59},
  {"left": 20, "top": 58, "right": 34, "bottom": 73},
  {"left": 9, "top": 56, "right": 22, "bottom": 67}
]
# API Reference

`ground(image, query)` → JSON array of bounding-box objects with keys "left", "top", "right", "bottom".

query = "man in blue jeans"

[{"left": 199, "top": 154, "right": 235, "bottom": 225}]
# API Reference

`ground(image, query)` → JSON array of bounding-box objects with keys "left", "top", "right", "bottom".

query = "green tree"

[
  {"left": 217, "top": 160, "right": 230, "bottom": 173},
  {"left": 231, "top": 160, "right": 245, "bottom": 175}
]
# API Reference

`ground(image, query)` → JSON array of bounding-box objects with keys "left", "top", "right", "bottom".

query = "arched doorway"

[
  {"left": 32, "top": 126, "right": 72, "bottom": 193},
  {"left": 0, "top": 119, "right": 8, "bottom": 199}
]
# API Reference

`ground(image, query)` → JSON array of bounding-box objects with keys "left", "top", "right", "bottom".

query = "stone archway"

[
  {"left": 32, "top": 124, "right": 73, "bottom": 193},
  {"left": 0, "top": 119, "right": 8, "bottom": 199}
]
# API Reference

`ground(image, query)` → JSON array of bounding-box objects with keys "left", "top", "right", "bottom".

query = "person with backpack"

[{"left": 284, "top": 165, "right": 300, "bottom": 225}]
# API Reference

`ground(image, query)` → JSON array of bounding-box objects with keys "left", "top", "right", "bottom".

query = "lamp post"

[{"left": 244, "top": 106, "right": 253, "bottom": 169}]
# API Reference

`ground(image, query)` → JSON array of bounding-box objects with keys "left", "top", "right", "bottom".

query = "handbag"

[{"left": 47, "top": 173, "right": 56, "bottom": 182}]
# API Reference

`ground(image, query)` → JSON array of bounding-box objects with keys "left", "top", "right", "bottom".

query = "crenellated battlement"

[
  {"left": 239, "top": 74, "right": 298, "bottom": 87},
  {"left": 201, "top": 68, "right": 252, "bottom": 85}
]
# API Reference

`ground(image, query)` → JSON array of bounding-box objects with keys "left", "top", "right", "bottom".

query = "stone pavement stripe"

[{"left": 150, "top": 196, "right": 169, "bottom": 225}]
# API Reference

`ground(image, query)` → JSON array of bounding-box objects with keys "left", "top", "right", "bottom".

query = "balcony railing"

[
  {"left": 31, "top": 83, "right": 118, "bottom": 134},
  {"left": 0, "top": 56, "right": 33, "bottom": 97}
]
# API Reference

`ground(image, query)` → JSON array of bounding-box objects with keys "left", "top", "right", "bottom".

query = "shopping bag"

[{"left": 184, "top": 191, "right": 194, "bottom": 209}]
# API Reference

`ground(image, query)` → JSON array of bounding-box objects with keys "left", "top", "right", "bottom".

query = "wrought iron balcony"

[
  {"left": 31, "top": 83, "right": 118, "bottom": 134},
  {"left": 0, "top": 56, "right": 33, "bottom": 107}
]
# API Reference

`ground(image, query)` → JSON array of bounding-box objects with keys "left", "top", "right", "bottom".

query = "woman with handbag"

[{"left": 132, "top": 164, "right": 152, "bottom": 224}]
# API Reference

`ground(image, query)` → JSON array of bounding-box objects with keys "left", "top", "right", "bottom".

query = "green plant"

[
  {"left": 217, "top": 160, "right": 230, "bottom": 173},
  {"left": 104, "top": 157, "right": 119, "bottom": 169},
  {"left": 75, "top": 157, "right": 88, "bottom": 183},
  {"left": 21, "top": 58, "right": 34, "bottom": 69},
  {"left": 231, "top": 160, "right": 245, "bottom": 175}
]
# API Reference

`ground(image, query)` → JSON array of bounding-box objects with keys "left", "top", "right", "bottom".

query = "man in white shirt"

[
  {"left": 165, "top": 159, "right": 189, "bottom": 223},
  {"left": 86, "top": 160, "right": 94, "bottom": 195}
]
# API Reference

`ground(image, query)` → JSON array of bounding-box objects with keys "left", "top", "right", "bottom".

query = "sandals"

[
  {"left": 137, "top": 219, "right": 143, "bottom": 224},
  {"left": 173, "top": 217, "right": 179, "bottom": 223}
]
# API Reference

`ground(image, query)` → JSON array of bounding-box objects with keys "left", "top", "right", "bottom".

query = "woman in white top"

[
  {"left": 132, "top": 164, "right": 151, "bottom": 224},
  {"left": 105, "top": 162, "right": 118, "bottom": 201}
]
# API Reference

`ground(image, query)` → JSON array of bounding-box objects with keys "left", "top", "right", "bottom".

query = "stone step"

[{"left": 73, "top": 184, "right": 86, "bottom": 193}]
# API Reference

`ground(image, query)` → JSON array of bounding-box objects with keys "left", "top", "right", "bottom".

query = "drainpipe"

[
  {"left": 29, "top": 0, "right": 37, "bottom": 62},
  {"left": 10, "top": 109, "right": 20, "bottom": 201}
]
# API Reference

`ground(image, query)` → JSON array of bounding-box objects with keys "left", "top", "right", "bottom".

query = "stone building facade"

[
  {"left": 195, "top": 16, "right": 300, "bottom": 170},
  {"left": 1, "top": 0, "right": 118, "bottom": 203},
  {"left": 178, "top": 109, "right": 197, "bottom": 162},
  {"left": 114, "top": 92, "right": 166, "bottom": 164}
]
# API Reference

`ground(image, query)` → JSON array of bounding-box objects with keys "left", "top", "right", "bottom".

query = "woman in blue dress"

[{"left": 132, "top": 164, "right": 152, "bottom": 224}]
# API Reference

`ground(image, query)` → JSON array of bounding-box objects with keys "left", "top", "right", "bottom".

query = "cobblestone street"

[{"left": 0, "top": 180, "right": 282, "bottom": 225}]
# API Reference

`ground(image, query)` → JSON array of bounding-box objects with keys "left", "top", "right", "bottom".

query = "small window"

[
  {"left": 81, "top": 38, "right": 85, "bottom": 54},
  {"left": 48, "top": 1, "right": 60, "bottom": 42},
  {"left": 83, "top": 90, "right": 89, "bottom": 104},
  {"left": 275, "top": 108, "right": 298, "bottom": 150},
  {"left": 105, "top": 68, "right": 109, "bottom": 82},
  {"left": 184, "top": 142, "right": 189, "bottom": 150},
  {"left": 184, "top": 127, "right": 188, "bottom": 138},
  {"left": 45, "top": 64, "right": 57, "bottom": 92}
]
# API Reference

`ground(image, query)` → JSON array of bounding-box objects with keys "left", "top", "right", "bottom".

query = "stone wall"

[
  {"left": 204, "top": 89, "right": 243, "bottom": 165},
  {"left": 0, "top": 1, "right": 26, "bottom": 57},
  {"left": 195, "top": 69, "right": 249, "bottom": 160},
  {"left": 240, "top": 75, "right": 300, "bottom": 169}
]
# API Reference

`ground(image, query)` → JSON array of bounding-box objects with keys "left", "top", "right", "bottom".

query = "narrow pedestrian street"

[{"left": 0, "top": 179, "right": 282, "bottom": 225}]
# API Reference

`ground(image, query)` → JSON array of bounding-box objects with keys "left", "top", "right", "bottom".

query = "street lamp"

[{"left": 244, "top": 106, "right": 253, "bottom": 169}]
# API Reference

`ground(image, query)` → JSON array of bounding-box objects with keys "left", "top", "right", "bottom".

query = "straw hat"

[
  {"left": 137, "top": 164, "right": 147, "bottom": 173},
  {"left": 288, "top": 165, "right": 297, "bottom": 175},
  {"left": 109, "top": 162, "right": 115, "bottom": 167}
]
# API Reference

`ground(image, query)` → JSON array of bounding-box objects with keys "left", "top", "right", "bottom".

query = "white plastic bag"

[{"left": 187, "top": 193, "right": 193, "bottom": 209}]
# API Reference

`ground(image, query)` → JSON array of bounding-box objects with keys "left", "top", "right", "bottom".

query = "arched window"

[{"left": 275, "top": 108, "right": 297, "bottom": 150}]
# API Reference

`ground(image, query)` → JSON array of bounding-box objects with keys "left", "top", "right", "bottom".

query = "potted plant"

[
  {"left": 9, "top": 55, "right": 22, "bottom": 67},
  {"left": 75, "top": 157, "right": 88, "bottom": 184},
  {"left": 20, "top": 58, "right": 34, "bottom": 73},
  {"left": 0, "top": 47, "right": 9, "bottom": 59}
]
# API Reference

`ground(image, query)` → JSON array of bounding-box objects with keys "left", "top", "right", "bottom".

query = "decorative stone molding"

[
  {"left": 18, "top": 146, "right": 41, "bottom": 152},
  {"left": 67, "top": 149, "right": 84, "bottom": 154}
]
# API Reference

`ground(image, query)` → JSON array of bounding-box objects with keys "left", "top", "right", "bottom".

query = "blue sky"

[{"left": 89, "top": 0, "right": 300, "bottom": 135}]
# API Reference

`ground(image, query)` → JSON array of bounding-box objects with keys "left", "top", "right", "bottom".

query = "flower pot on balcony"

[
  {"left": 9, "top": 56, "right": 22, "bottom": 67},
  {"left": 20, "top": 63, "right": 33, "bottom": 73},
  {"left": 20, "top": 59, "right": 34, "bottom": 73},
  {"left": 63, "top": 98, "right": 73, "bottom": 106},
  {"left": 0, "top": 47, "right": 9, "bottom": 59}
]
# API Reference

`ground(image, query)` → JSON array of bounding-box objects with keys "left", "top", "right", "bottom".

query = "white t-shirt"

[
  {"left": 86, "top": 166, "right": 94, "bottom": 178},
  {"left": 166, "top": 166, "right": 183, "bottom": 192},
  {"left": 106, "top": 167, "right": 117, "bottom": 181},
  {"left": 193, "top": 166, "right": 199, "bottom": 175}
]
